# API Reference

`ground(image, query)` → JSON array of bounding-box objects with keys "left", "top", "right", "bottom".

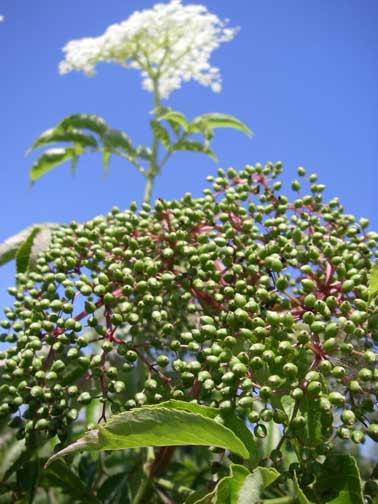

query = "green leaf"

[
  {"left": 16, "top": 461, "right": 40, "bottom": 504},
  {"left": 103, "top": 129, "right": 135, "bottom": 157},
  {"left": 185, "top": 489, "right": 209, "bottom": 504},
  {"left": 61, "top": 362, "right": 88, "bottom": 386},
  {"left": 58, "top": 113, "right": 108, "bottom": 137},
  {"left": 0, "top": 223, "right": 57, "bottom": 269},
  {"left": 151, "top": 120, "right": 171, "bottom": 149},
  {"left": 0, "top": 431, "right": 26, "bottom": 480},
  {"left": 144, "top": 400, "right": 257, "bottom": 462},
  {"left": 292, "top": 456, "right": 364, "bottom": 504},
  {"left": 29, "top": 225, "right": 57, "bottom": 271},
  {"left": 85, "top": 399, "right": 102, "bottom": 427},
  {"left": 146, "top": 399, "right": 218, "bottom": 418},
  {"left": 27, "top": 127, "right": 98, "bottom": 153},
  {"left": 172, "top": 140, "right": 218, "bottom": 162},
  {"left": 29, "top": 147, "right": 79, "bottom": 182},
  {"left": 45, "top": 401, "right": 249, "bottom": 467},
  {"left": 190, "top": 113, "right": 252, "bottom": 138},
  {"left": 2, "top": 432, "right": 46, "bottom": 482},
  {"left": 192, "top": 464, "right": 279, "bottom": 504},
  {"left": 222, "top": 412, "right": 259, "bottom": 464},
  {"left": 266, "top": 421, "right": 282, "bottom": 456},
  {"left": 0, "top": 226, "right": 37, "bottom": 267},
  {"left": 159, "top": 110, "right": 189, "bottom": 132},
  {"left": 293, "top": 472, "right": 312, "bottom": 504},
  {"left": 312, "top": 455, "right": 364, "bottom": 504},
  {"left": 0, "top": 493, "right": 13, "bottom": 503},
  {"left": 42, "top": 460, "right": 100, "bottom": 504},
  {"left": 102, "top": 149, "right": 111, "bottom": 176},
  {"left": 15, "top": 227, "right": 41, "bottom": 275},
  {"left": 300, "top": 397, "right": 326, "bottom": 447},
  {"left": 368, "top": 264, "right": 378, "bottom": 301},
  {"left": 236, "top": 466, "right": 280, "bottom": 504},
  {"left": 135, "top": 145, "right": 152, "bottom": 161},
  {"left": 97, "top": 473, "right": 129, "bottom": 503}
]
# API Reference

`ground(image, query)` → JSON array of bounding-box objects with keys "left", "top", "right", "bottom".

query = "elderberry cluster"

[{"left": 0, "top": 162, "right": 377, "bottom": 454}]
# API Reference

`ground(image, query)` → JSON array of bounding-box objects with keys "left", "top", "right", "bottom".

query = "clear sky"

[{"left": 0, "top": 0, "right": 377, "bottom": 309}]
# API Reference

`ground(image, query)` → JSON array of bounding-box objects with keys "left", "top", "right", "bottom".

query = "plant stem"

[
  {"left": 260, "top": 497, "right": 298, "bottom": 504},
  {"left": 155, "top": 478, "right": 192, "bottom": 496},
  {"left": 143, "top": 77, "right": 161, "bottom": 204},
  {"left": 132, "top": 477, "right": 152, "bottom": 504},
  {"left": 143, "top": 175, "right": 154, "bottom": 204},
  {"left": 131, "top": 446, "right": 175, "bottom": 504}
]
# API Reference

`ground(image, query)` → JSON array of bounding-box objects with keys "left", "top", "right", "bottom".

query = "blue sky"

[{"left": 0, "top": 0, "right": 377, "bottom": 308}]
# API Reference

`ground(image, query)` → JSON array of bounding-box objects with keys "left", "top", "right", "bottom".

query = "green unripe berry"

[
  {"left": 292, "top": 416, "right": 306, "bottom": 431},
  {"left": 337, "top": 427, "right": 351, "bottom": 440},
  {"left": 328, "top": 391, "right": 345, "bottom": 406},
  {"left": 231, "top": 362, "right": 247, "bottom": 376},
  {"left": 331, "top": 366, "right": 346, "bottom": 379},
  {"left": 219, "top": 400, "right": 232, "bottom": 412},
  {"left": 67, "top": 385, "right": 78, "bottom": 397},
  {"left": 266, "top": 311, "right": 280, "bottom": 326},
  {"left": 30, "top": 386, "right": 43, "bottom": 398},
  {"left": 268, "top": 375, "right": 282, "bottom": 387},
  {"left": 318, "top": 359, "right": 332, "bottom": 373},
  {"left": 341, "top": 409, "right": 356, "bottom": 426},
  {"left": 254, "top": 424, "right": 267, "bottom": 438},
  {"left": 297, "top": 330, "right": 310, "bottom": 345},
  {"left": 103, "top": 293, "right": 115, "bottom": 305},
  {"left": 114, "top": 381, "right": 126, "bottom": 393},
  {"left": 310, "top": 321, "right": 325, "bottom": 334},
  {"left": 319, "top": 397, "right": 331, "bottom": 412},
  {"left": 111, "top": 313, "right": 123, "bottom": 326},
  {"left": 35, "top": 418, "right": 49, "bottom": 430},
  {"left": 276, "top": 276, "right": 289, "bottom": 290},
  {"left": 234, "top": 308, "right": 249, "bottom": 324},
  {"left": 325, "top": 323, "right": 338, "bottom": 338},
  {"left": 259, "top": 386, "right": 272, "bottom": 400},
  {"left": 341, "top": 280, "right": 354, "bottom": 293},
  {"left": 64, "top": 318, "right": 76, "bottom": 330},
  {"left": 238, "top": 396, "right": 253, "bottom": 408},
  {"left": 367, "top": 424, "right": 378, "bottom": 442},
  {"left": 156, "top": 355, "right": 169, "bottom": 367},
  {"left": 323, "top": 338, "right": 337, "bottom": 353},
  {"left": 67, "top": 408, "right": 78, "bottom": 421},
  {"left": 247, "top": 410, "right": 260, "bottom": 423},
  {"left": 126, "top": 350, "right": 138, "bottom": 363},
  {"left": 291, "top": 179, "right": 301, "bottom": 191},
  {"left": 307, "top": 381, "right": 322, "bottom": 397},
  {"left": 358, "top": 368, "right": 372, "bottom": 382},
  {"left": 291, "top": 387, "right": 304, "bottom": 400},
  {"left": 305, "top": 371, "right": 320, "bottom": 382},
  {"left": 301, "top": 278, "right": 315, "bottom": 292},
  {"left": 297, "top": 166, "right": 306, "bottom": 176},
  {"left": 145, "top": 379, "right": 158, "bottom": 391},
  {"left": 348, "top": 380, "right": 362, "bottom": 394},
  {"left": 282, "top": 362, "right": 298, "bottom": 378},
  {"left": 234, "top": 293, "right": 247, "bottom": 307},
  {"left": 78, "top": 392, "right": 92, "bottom": 404},
  {"left": 260, "top": 408, "right": 273, "bottom": 422}
]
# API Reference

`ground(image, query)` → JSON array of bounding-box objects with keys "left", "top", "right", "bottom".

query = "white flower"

[{"left": 59, "top": 0, "right": 238, "bottom": 99}]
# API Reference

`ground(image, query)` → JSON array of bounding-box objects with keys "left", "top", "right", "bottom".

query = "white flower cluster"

[{"left": 59, "top": 0, "right": 237, "bottom": 99}]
